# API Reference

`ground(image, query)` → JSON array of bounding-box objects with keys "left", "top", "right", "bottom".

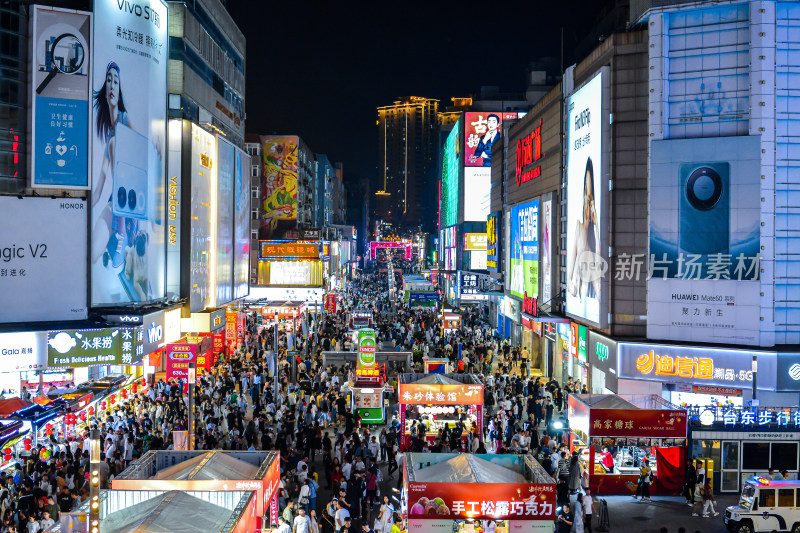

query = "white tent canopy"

[
  {"left": 152, "top": 451, "right": 260, "bottom": 481},
  {"left": 411, "top": 454, "right": 527, "bottom": 483}
]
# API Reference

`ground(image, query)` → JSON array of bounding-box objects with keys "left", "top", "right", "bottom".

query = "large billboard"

[
  {"left": 0, "top": 197, "right": 87, "bottom": 322},
  {"left": 464, "top": 112, "right": 508, "bottom": 222},
  {"left": 90, "top": 0, "right": 167, "bottom": 305},
  {"left": 508, "top": 200, "right": 539, "bottom": 304},
  {"left": 233, "top": 148, "right": 250, "bottom": 299},
  {"left": 30, "top": 6, "right": 91, "bottom": 189},
  {"left": 216, "top": 136, "right": 235, "bottom": 306},
  {"left": 565, "top": 70, "right": 608, "bottom": 326},
  {"left": 486, "top": 211, "right": 500, "bottom": 272},
  {"left": 440, "top": 125, "right": 459, "bottom": 228},
  {"left": 190, "top": 123, "right": 216, "bottom": 312},
  {"left": 648, "top": 136, "right": 761, "bottom": 345},
  {"left": 540, "top": 195, "right": 554, "bottom": 309},
  {"left": 259, "top": 136, "right": 299, "bottom": 239}
]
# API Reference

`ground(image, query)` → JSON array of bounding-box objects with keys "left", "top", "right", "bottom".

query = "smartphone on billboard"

[
  {"left": 679, "top": 162, "right": 730, "bottom": 257},
  {"left": 112, "top": 124, "right": 149, "bottom": 220}
]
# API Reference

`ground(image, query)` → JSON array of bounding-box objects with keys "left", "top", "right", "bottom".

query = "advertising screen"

[
  {"left": 565, "top": 70, "right": 606, "bottom": 325},
  {"left": 464, "top": 111, "right": 507, "bottom": 167},
  {"left": 648, "top": 136, "right": 761, "bottom": 345},
  {"left": 469, "top": 250, "right": 487, "bottom": 271},
  {"left": 190, "top": 124, "right": 216, "bottom": 312},
  {"left": 259, "top": 136, "right": 299, "bottom": 239},
  {"left": 357, "top": 329, "right": 377, "bottom": 371},
  {"left": 0, "top": 197, "right": 87, "bottom": 322},
  {"left": 216, "top": 137, "right": 235, "bottom": 306},
  {"left": 48, "top": 328, "right": 142, "bottom": 367},
  {"left": 540, "top": 196, "right": 553, "bottom": 309},
  {"left": 30, "top": 6, "right": 91, "bottom": 189},
  {"left": 233, "top": 148, "right": 250, "bottom": 299},
  {"left": 777, "top": 354, "right": 800, "bottom": 392},
  {"left": 463, "top": 168, "right": 490, "bottom": 222},
  {"left": 486, "top": 211, "right": 500, "bottom": 272},
  {"left": 0, "top": 332, "right": 48, "bottom": 373},
  {"left": 440, "top": 125, "right": 459, "bottom": 228},
  {"left": 269, "top": 261, "right": 314, "bottom": 286},
  {"left": 260, "top": 241, "right": 320, "bottom": 259},
  {"left": 90, "top": 0, "right": 167, "bottom": 305},
  {"left": 165, "top": 343, "right": 197, "bottom": 383},
  {"left": 508, "top": 200, "right": 539, "bottom": 302}
]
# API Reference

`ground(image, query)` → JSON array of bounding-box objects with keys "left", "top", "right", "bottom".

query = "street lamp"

[{"left": 89, "top": 428, "right": 101, "bottom": 533}]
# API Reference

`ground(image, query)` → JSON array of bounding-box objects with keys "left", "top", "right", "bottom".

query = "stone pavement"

[{"left": 593, "top": 494, "right": 738, "bottom": 533}]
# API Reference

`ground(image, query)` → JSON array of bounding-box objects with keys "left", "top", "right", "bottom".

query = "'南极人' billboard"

[
  {"left": 30, "top": 6, "right": 91, "bottom": 189},
  {"left": 190, "top": 123, "right": 216, "bottom": 312},
  {"left": 566, "top": 70, "right": 608, "bottom": 326},
  {"left": 648, "top": 136, "right": 762, "bottom": 345},
  {"left": 90, "top": 0, "right": 167, "bottom": 305},
  {"left": 233, "top": 148, "right": 250, "bottom": 299},
  {"left": 509, "top": 200, "right": 539, "bottom": 304},
  {"left": 260, "top": 136, "right": 299, "bottom": 239},
  {"left": 216, "top": 136, "right": 235, "bottom": 306},
  {"left": 0, "top": 197, "right": 88, "bottom": 322}
]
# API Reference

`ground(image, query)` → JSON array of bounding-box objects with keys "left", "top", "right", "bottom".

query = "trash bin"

[{"left": 595, "top": 498, "right": 610, "bottom": 532}]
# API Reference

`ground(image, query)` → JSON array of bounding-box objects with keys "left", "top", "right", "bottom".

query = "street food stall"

[
  {"left": 567, "top": 394, "right": 688, "bottom": 496},
  {"left": 49, "top": 489, "right": 259, "bottom": 533},
  {"left": 399, "top": 373, "right": 484, "bottom": 451},
  {"left": 112, "top": 450, "right": 280, "bottom": 529},
  {"left": 402, "top": 453, "right": 556, "bottom": 533},
  {"left": 350, "top": 309, "right": 374, "bottom": 329}
]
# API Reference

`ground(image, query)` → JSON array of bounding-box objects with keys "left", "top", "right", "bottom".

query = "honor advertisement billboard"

[
  {"left": 90, "top": 0, "right": 168, "bottom": 306},
  {"left": 0, "top": 197, "right": 87, "bottom": 322},
  {"left": 463, "top": 112, "right": 515, "bottom": 222},
  {"left": 648, "top": 136, "right": 761, "bottom": 346},
  {"left": 508, "top": 200, "right": 539, "bottom": 307},
  {"left": 565, "top": 70, "right": 610, "bottom": 327},
  {"left": 30, "top": 6, "right": 91, "bottom": 189}
]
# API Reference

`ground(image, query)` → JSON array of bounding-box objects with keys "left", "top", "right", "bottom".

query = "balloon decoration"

[{"left": 41, "top": 449, "right": 50, "bottom": 462}]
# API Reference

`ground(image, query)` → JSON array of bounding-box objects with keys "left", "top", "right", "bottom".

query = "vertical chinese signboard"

[
  {"left": 324, "top": 293, "right": 337, "bottom": 313},
  {"left": 165, "top": 343, "right": 196, "bottom": 388},
  {"left": 225, "top": 312, "right": 237, "bottom": 355}
]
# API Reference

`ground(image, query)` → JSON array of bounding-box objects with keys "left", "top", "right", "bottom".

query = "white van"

[{"left": 725, "top": 476, "right": 800, "bottom": 533}]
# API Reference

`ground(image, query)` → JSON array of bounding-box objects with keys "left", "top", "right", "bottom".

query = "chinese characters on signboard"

[{"left": 259, "top": 241, "right": 320, "bottom": 259}]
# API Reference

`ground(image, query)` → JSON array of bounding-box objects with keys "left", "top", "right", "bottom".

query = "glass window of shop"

[
  {"left": 589, "top": 438, "right": 663, "bottom": 477},
  {"left": 555, "top": 325, "right": 570, "bottom": 384}
]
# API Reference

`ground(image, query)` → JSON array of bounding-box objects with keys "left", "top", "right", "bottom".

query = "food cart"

[
  {"left": 441, "top": 311, "right": 462, "bottom": 333},
  {"left": 112, "top": 450, "right": 280, "bottom": 530},
  {"left": 399, "top": 373, "right": 484, "bottom": 451},
  {"left": 402, "top": 453, "right": 556, "bottom": 533},
  {"left": 567, "top": 394, "right": 688, "bottom": 496}
]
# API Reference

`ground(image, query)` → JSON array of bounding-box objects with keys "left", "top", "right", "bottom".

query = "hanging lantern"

[
  {"left": 100, "top": 401, "right": 106, "bottom": 411},
  {"left": 110, "top": 395, "right": 117, "bottom": 405},
  {"left": 23, "top": 438, "right": 31, "bottom": 452},
  {"left": 87, "top": 406, "right": 95, "bottom": 415},
  {"left": 120, "top": 389, "right": 128, "bottom": 399},
  {"left": 132, "top": 383, "right": 138, "bottom": 394}
]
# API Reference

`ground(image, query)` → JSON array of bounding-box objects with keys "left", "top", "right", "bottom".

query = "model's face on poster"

[{"left": 106, "top": 69, "right": 119, "bottom": 107}]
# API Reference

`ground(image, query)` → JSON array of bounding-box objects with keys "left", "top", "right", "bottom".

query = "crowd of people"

[{"left": 0, "top": 263, "right": 599, "bottom": 533}]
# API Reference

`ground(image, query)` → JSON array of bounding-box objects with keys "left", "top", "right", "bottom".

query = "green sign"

[
  {"left": 595, "top": 341, "right": 609, "bottom": 361},
  {"left": 440, "top": 122, "right": 460, "bottom": 228},
  {"left": 48, "top": 328, "right": 143, "bottom": 367},
  {"left": 577, "top": 325, "right": 588, "bottom": 362},
  {"left": 357, "top": 329, "right": 377, "bottom": 369}
]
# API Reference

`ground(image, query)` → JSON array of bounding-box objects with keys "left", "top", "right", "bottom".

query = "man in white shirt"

[
  {"left": 341, "top": 459, "right": 352, "bottom": 481},
  {"left": 334, "top": 501, "right": 350, "bottom": 531},
  {"left": 293, "top": 507, "right": 311, "bottom": 533}
]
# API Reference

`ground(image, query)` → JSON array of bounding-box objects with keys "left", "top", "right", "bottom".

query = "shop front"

[
  {"left": 402, "top": 453, "right": 556, "bottom": 533},
  {"left": 614, "top": 342, "right": 787, "bottom": 407},
  {"left": 587, "top": 331, "right": 618, "bottom": 394},
  {"left": 0, "top": 332, "right": 48, "bottom": 397},
  {"left": 568, "top": 393, "right": 688, "bottom": 496},
  {"left": 496, "top": 296, "right": 520, "bottom": 343},
  {"left": 568, "top": 323, "right": 589, "bottom": 387},
  {"left": 398, "top": 374, "right": 484, "bottom": 451},
  {"left": 553, "top": 323, "right": 570, "bottom": 385}
]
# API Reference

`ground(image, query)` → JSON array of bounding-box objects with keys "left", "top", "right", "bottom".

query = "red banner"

[
  {"left": 589, "top": 408, "right": 687, "bottom": 438},
  {"left": 212, "top": 331, "right": 225, "bottom": 364},
  {"left": 407, "top": 482, "right": 555, "bottom": 521},
  {"left": 692, "top": 384, "right": 742, "bottom": 396},
  {"left": 225, "top": 312, "right": 237, "bottom": 354},
  {"left": 399, "top": 383, "right": 483, "bottom": 405},
  {"left": 165, "top": 344, "right": 197, "bottom": 384},
  {"left": 324, "top": 293, "right": 337, "bottom": 313}
]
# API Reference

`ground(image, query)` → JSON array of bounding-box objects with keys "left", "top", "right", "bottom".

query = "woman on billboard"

[
  {"left": 567, "top": 157, "right": 601, "bottom": 308},
  {"left": 91, "top": 61, "right": 159, "bottom": 302}
]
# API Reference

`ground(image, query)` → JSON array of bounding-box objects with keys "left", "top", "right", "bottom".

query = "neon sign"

[{"left": 516, "top": 119, "right": 544, "bottom": 186}]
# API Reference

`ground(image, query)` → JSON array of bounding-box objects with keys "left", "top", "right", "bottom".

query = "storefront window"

[
  {"left": 591, "top": 443, "right": 657, "bottom": 475},
  {"left": 692, "top": 440, "right": 721, "bottom": 469},
  {"left": 772, "top": 443, "right": 799, "bottom": 471},
  {"left": 742, "top": 443, "right": 770, "bottom": 470}
]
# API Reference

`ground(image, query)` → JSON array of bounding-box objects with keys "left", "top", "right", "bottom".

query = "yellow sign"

[
  {"left": 464, "top": 233, "right": 487, "bottom": 250},
  {"left": 635, "top": 350, "right": 714, "bottom": 379}
]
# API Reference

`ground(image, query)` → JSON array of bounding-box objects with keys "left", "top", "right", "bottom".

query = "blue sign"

[{"left": 34, "top": 97, "right": 89, "bottom": 187}]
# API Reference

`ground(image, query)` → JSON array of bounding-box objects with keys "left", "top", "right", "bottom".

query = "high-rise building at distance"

[{"left": 376, "top": 96, "right": 439, "bottom": 231}]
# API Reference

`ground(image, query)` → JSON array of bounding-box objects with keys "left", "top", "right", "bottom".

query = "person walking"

[
  {"left": 701, "top": 482, "right": 719, "bottom": 517},
  {"left": 684, "top": 459, "right": 697, "bottom": 506},
  {"left": 582, "top": 490, "right": 593, "bottom": 533}
]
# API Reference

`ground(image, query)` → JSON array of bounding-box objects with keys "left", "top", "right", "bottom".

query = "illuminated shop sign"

[{"left": 516, "top": 119, "right": 544, "bottom": 186}]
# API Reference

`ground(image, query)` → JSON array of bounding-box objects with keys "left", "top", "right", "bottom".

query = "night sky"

[{"left": 227, "top": 1, "right": 600, "bottom": 187}]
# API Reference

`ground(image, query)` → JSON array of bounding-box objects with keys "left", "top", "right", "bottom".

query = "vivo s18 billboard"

[{"left": 90, "top": 0, "right": 168, "bottom": 305}]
